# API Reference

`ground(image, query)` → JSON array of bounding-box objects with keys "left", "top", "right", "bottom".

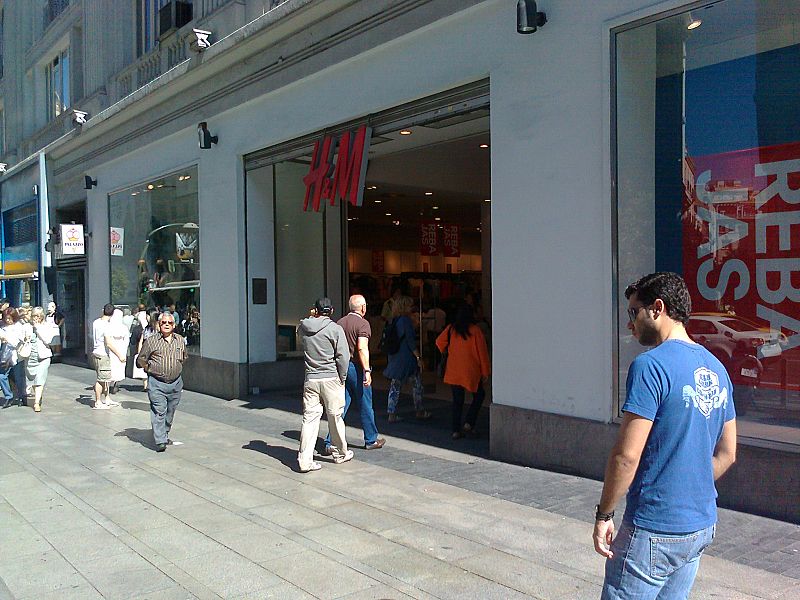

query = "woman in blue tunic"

[{"left": 383, "top": 295, "right": 431, "bottom": 422}]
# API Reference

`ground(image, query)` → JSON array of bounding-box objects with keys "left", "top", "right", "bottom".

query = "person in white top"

[
  {"left": 91, "top": 304, "right": 123, "bottom": 409},
  {"left": 0, "top": 308, "right": 27, "bottom": 408},
  {"left": 107, "top": 309, "right": 130, "bottom": 395}
]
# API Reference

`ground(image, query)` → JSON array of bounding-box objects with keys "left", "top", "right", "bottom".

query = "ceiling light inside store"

[
  {"left": 686, "top": 11, "right": 702, "bottom": 29},
  {"left": 393, "top": 220, "right": 401, "bottom": 226},
  {"left": 432, "top": 206, "right": 439, "bottom": 210},
  {"left": 425, "top": 192, "right": 433, "bottom": 196},
  {"left": 367, "top": 185, "right": 377, "bottom": 190},
  {"left": 374, "top": 200, "right": 382, "bottom": 203},
  {"left": 147, "top": 184, "right": 154, "bottom": 190},
  {"left": 399, "top": 130, "right": 412, "bottom": 135},
  {"left": 484, "top": 198, "right": 491, "bottom": 202},
  {"left": 131, "top": 192, "right": 138, "bottom": 196},
  {"left": 480, "top": 144, "right": 489, "bottom": 148},
  {"left": 435, "top": 217, "right": 442, "bottom": 221},
  {"left": 157, "top": 184, "right": 164, "bottom": 188},
  {"left": 385, "top": 213, "right": 392, "bottom": 216}
]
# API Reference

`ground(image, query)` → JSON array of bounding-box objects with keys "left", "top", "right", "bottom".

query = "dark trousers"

[
  {"left": 148, "top": 375, "right": 182, "bottom": 445},
  {"left": 451, "top": 381, "right": 486, "bottom": 433}
]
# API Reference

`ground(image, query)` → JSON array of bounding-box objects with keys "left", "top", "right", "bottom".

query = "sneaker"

[
  {"left": 300, "top": 462, "right": 322, "bottom": 473},
  {"left": 92, "top": 403, "right": 111, "bottom": 410},
  {"left": 333, "top": 450, "right": 355, "bottom": 465},
  {"left": 156, "top": 443, "right": 167, "bottom": 453},
  {"left": 365, "top": 438, "right": 386, "bottom": 450},
  {"left": 166, "top": 439, "right": 184, "bottom": 446},
  {"left": 33, "top": 404, "right": 41, "bottom": 413},
  {"left": 319, "top": 445, "right": 333, "bottom": 456},
  {"left": 105, "top": 400, "right": 121, "bottom": 407}
]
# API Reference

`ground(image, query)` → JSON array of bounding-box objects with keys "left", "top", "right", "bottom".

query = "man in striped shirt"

[{"left": 136, "top": 311, "right": 188, "bottom": 452}]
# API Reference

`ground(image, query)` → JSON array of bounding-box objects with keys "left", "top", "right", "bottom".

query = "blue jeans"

[
  {"left": 602, "top": 521, "right": 715, "bottom": 600},
  {"left": 387, "top": 371, "right": 424, "bottom": 414},
  {"left": 148, "top": 376, "right": 183, "bottom": 445},
  {"left": 0, "top": 365, "right": 13, "bottom": 401},
  {"left": 325, "top": 362, "right": 379, "bottom": 447}
]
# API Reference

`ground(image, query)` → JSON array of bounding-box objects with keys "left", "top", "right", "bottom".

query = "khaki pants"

[{"left": 298, "top": 377, "right": 347, "bottom": 470}]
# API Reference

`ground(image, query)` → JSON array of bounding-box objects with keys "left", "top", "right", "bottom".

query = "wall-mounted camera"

[{"left": 197, "top": 122, "right": 218, "bottom": 149}]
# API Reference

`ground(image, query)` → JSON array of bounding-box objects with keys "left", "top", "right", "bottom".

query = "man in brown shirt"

[{"left": 136, "top": 311, "right": 187, "bottom": 452}]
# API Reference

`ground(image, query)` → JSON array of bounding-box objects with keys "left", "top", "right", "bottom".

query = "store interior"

[{"left": 346, "top": 109, "right": 491, "bottom": 407}]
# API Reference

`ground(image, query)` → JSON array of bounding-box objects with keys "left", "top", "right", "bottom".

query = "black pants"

[{"left": 451, "top": 381, "right": 485, "bottom": 432}]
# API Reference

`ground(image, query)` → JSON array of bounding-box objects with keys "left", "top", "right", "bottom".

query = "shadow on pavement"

[
  {"left": 121, "top": 400, "right": 149, "bottom": 411},
  {"left": 242, "top": 439, "right": 300, "bottom": 471},
  {"left": 75, "top": 395, "right": 94, "bottom": 407},
  {"left": 115, "top": 427, "right": 157, "bottom": 450}
]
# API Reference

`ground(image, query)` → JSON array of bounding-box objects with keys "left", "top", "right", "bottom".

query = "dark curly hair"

[{"left": 625, "top": 272, "right": 691, "bottom": 325}]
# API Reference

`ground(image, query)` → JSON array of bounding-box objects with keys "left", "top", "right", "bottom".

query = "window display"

[
  {"left": 614, "top": 0, "right": 800, "bottom": 436},
  {"left": 108, "top": 168, "right": 200, "bottom": 352}
]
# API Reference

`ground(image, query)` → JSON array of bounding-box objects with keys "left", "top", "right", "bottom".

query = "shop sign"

[
  {"left": 420, "top": 222, "right": 438, "bottom": 256},
  {"left": 442, "top": 224, "right": 461, "bottom": 257},
  {"left": 60, "top": 224, "right": 85, "bottom": 255},
  {"left": 683, "top": 141, "right": 800, "bottom": 362},
  {"left": 371, "top": 250, "right": 385, "bottom": 273},
  {"left": 110, "top": 227, "right": 125, "bottom": 256},
  {"left": 303, "top": 125, "right": 372, "bottom": 212}
]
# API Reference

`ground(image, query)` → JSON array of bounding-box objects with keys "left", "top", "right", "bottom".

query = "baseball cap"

[{"left": 314, "top": 297, "right": 333, "bottom": 314}]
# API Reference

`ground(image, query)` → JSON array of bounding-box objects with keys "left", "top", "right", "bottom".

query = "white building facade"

[{"left": 1, "top": 0, "right": 798, "bottom": 522}]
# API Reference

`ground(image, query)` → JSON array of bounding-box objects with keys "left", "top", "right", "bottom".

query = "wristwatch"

[{"left": 595, "top": 505, "right": 615, "bottom": 522}]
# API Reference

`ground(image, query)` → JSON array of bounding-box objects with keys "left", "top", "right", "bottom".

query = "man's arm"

[
  {"left": 335, "top": 328, "right": 350, "bottom": 383},
  {"left": 593, "top": 412, "right": 653, "bottom": 558},
  {"left": 357, "top": 337, "right": 371, "bottom": 387},
  {"left": 136, "top": 338, "right": 152, "bottom": 370},
  {"left": 713, "top": 419, "right": 737, "bottom": 480}
]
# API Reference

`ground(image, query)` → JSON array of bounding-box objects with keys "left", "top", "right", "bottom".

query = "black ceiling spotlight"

[
  {"left": 198, "top": 122, "right": 218, "bottom": 149},
  {"left": 517, "top": 0, "right": 547, "bottom": 34},
  {"left": 72, "top": 109, "right": 89, "bottom": 125},
  {"left": 84, "top": 175, "right": 98, "bottom": 190}
]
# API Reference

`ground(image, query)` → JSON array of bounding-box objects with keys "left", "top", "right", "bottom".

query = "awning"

[{"left": 0, "top": 272, "right": 39, "bottom": 281}]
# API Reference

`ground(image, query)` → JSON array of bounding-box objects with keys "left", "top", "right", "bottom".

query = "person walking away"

[
  {"left": 25, "top": 307, "right": 59, "bottom": 412},
  {"left": 297, "top": 297, "right": 353, "bottom": 472},
  {"left": 136, "top": 311, "right": 187, "bottom": 452},
  {"left": 436, "top": 303, "right": 490, "bottom": 439},
  {"left": 0, "top": 308, "right": 26, "bottom": 408},
  {"left": 107, "top": 309, "right": 130, "bottom": 396},
  {"left": 14, "top": 307, "right": 33, "bottom": 404},
  {"left": 91, "top": 304, "right": 117, "bottom": 410},
  {"left": 322, "top": 295, "right": 385, "bottom": 454},
  {"left": 594, "top": 272, "right": 737, "bottom": 599},
  {"left": 384, "top": 295, "right": 431, "bottom": 422}
]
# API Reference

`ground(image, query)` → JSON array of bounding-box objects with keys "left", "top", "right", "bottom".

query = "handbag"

[
  {"left": 17, "top": 338, "right": 31, "bottom": 359},
  {"left": 437, "top": 326, "right": 452, "bottom": 379},
  {"left": 0, "top": 342, "right": 14, "bottom": 368}
]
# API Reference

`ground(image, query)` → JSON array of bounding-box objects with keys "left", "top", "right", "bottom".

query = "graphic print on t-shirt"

[{"left": 682, "top": 366, "right": 729, "bottom": 418}]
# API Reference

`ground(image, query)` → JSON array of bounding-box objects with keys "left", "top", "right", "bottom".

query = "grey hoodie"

[{"left": 298, "top": 316, "right": 350, "bottom": 382}]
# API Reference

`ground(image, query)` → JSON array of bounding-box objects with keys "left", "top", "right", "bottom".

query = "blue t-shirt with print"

[{"left": 623, "top": 339, "right": 736, "bottom": 533}]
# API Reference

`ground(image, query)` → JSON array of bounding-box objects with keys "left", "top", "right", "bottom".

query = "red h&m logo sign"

[{"left": 303, "top": 125, "right": 372, "bottom": 212}]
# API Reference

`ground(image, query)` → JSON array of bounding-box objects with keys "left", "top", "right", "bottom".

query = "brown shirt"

[
  {"left": 337, "top": 312, "right": 371, "bottom": 367},
  {"left": 136, "top": 333, "right": 187, "bottom": 382}
]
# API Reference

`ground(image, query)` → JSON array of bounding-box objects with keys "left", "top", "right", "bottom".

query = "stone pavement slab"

[{"left": 0, "top": 364, "right": 797, "bottom": 600}]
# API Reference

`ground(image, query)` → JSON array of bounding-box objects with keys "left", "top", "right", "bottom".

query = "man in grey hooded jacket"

[{"left": 296, "top": 297, "right": 354, "bottom": 472}]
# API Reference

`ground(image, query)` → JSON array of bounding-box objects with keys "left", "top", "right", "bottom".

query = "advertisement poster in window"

[
  {"left": 110, "top": 227, "right": 124, "bottom": 257},
  {"left": 682, "top": 141, "right": 799, "bottom": 390}
]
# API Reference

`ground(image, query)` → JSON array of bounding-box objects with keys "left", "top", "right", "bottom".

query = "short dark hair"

[
  {"left": 103, "top": 303, "right": 115, "bottom": 316},
  {"left": 314, "top": 297, "right": 333, "bottom": 316},
  {"left": 625, "top": 272, "right": 691, "bottom": 325}
]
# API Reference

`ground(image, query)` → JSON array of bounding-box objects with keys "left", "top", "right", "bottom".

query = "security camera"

[
  {"left": 517, "top": 0, "right": 547, "bottom": 34},
  {"left": 197, "top": 122, "right": 218, "bottom": 149},
  {"left": 191, "top": 28, "right": 212, "bottom": 51},
  {"left": 72, "top": 110, "right": 89, "bottom": 125},
  {"left": 0, "top": 163, "right": 6, "bottom": 174},
  {"left": 84, "top": 175, "right": 98, "bottom": 190}
]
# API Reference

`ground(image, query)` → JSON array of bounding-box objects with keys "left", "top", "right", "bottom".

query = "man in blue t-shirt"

[{"left": 594, "top": 272, "right": 737, "bottom": 599}]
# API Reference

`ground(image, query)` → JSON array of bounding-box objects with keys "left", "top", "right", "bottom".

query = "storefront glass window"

[
  {"left": 614, "top": 1, "right": 800, "bottom": 439},
  {"left": 274, "top": 160, "right": 326, "bottom": 357},
  {"left": 108, "top": 167, "right": 200, "bottom": 352}
]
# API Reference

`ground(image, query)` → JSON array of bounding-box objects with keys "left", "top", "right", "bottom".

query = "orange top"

[{"left": 436, "top": 324, "right": 490, "bottom": 393}]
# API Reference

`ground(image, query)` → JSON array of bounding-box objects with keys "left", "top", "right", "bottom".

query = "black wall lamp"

[
  {"left": 517, "top": 0, "right": 547, "bottom": 34},
  {"left": 198, "top": 122, "right": 218, "bottom": 149},
  {"left": 84, "top": 175, "right": 98, "bottom": 190}
]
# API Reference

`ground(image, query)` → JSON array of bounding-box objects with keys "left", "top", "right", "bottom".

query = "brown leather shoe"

[{"left": 365, "top": 438, "right": 386, "bottom": 450}]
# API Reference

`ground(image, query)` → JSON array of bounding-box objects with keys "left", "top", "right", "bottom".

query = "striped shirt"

[{"left": 136, "top": 333, "right": 187, "bottom": 383}]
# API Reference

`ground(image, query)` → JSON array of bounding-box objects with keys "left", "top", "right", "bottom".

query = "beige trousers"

[{"left": 298, "top": 377, "right": 347, "bottom": 470}]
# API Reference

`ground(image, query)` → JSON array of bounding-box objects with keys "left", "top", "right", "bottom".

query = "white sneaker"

[
  {"left": 299, "top": 462, "right": 322, "bottom": 473},
  {"left": 333, "top": 450, "right": 354, "bottom": 464},
  {"left": 105, "top": 400, "right": 121, "bottom": 407},
  {"left": 92, "top": 403, "right": 111, "bottom": 410}
]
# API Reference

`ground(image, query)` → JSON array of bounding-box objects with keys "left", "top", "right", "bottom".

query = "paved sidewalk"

[{"left": 0, "top": 364, "right": 797, "bottom": 599}]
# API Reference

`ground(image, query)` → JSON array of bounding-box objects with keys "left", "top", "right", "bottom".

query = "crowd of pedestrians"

[{"left": 0, "top": 299, "right": 61, "bottom": 412}]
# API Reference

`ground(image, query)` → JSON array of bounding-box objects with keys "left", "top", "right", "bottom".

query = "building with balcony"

[{"left": 0, "top": 0, "right": 798, "bottom": 523}]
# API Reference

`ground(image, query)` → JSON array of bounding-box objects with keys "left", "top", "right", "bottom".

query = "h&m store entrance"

[{"left": 245, "top": 83, "right": 491, "bottom": 440}]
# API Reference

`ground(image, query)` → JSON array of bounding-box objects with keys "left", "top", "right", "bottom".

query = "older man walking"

[
  {"left": 297, "top": 297, "right": 354, "bottom": 473},
  {"left": 322, "top": 294, "right": 385, "bottom": 454},
  {"left": 136, "top": 311, "right": 187, "bottom": 452}
]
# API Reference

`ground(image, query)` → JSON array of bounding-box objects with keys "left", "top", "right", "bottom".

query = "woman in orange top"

[{"left": 436, "top": 304, "right": 490, "bottom": 439}]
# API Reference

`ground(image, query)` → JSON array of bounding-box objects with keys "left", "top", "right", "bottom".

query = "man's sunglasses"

[{"left": 159, "top": 320, "right": 174, "bottom": 325}]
